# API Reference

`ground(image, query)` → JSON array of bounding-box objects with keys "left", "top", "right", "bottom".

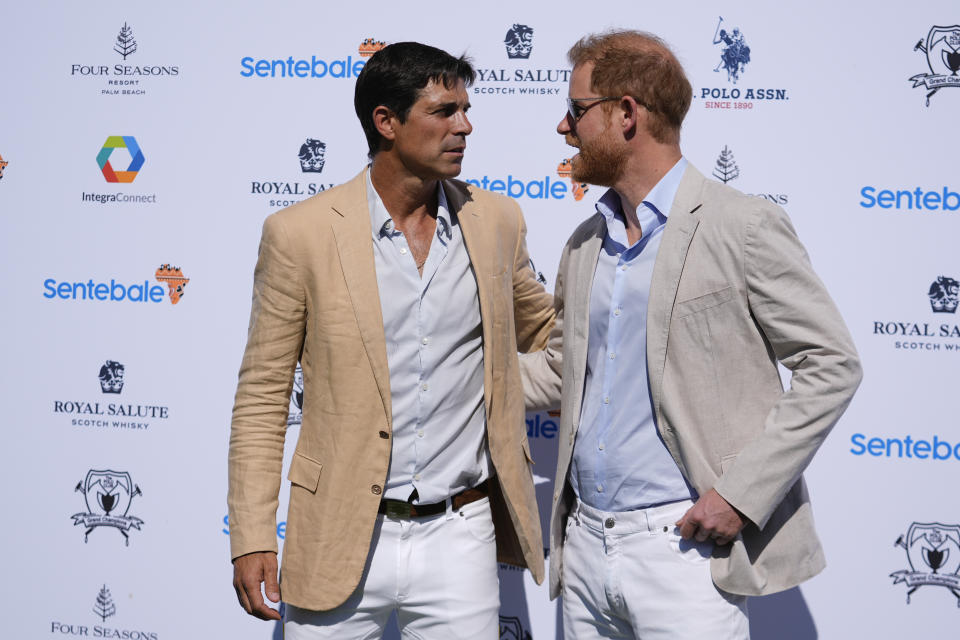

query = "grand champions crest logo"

[
  {"left": 72, "top": 469, "right": 144, "bottom": 545},
  {"left": 910, "top": 25, "right": 960, "bottom": 106},
  {"left": 891, "top": 522, "right": 960, "bottom": 606}
]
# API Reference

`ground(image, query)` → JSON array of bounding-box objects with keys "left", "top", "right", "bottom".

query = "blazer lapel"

[
  {"left": 444, "top": 181, "right": 495, "bottom": 418},
  {"left": 568, "top": 216, "right": 605, "bottom": 431},
  {"left": 647, "top": 164, "right": 705, "bottom": 428},
  {"left": 330, "top": 168, "right": 393, "bottom": 426}
]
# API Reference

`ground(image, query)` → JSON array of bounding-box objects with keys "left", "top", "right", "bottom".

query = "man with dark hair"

[
  {"left": 229, "top": 41, "right": 553, "bottom": 638},
  {"left": 523, "top": 30, "right": 861, "bottom": 638}
]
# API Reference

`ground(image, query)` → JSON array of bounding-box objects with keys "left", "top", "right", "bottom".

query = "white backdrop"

[{"left": 2, "top": 1, "right": 959, "bottom": 638}]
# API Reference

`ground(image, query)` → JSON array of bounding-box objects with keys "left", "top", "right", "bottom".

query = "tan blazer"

[
  {"left": 523, "top": 164, "right": 862, "bottom": 598},
  {"left": 229, "top": 168, "right": 554, "bottom": 611}
]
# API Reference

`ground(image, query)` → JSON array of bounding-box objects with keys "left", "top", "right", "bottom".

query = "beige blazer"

[
  {"left": 523, "top": 164, "right": 862, "bottom": 598},
  {"left": 229, "top": 169, "right": 554, "bottom": 611}
]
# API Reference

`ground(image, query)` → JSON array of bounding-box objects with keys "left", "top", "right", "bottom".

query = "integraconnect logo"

[
  {"left": 50, "top": 583, "right": 160, "bottom": 638},
  {"left": 871, "top": 275, "right": 960, "bottom": 352},
  {"left": 707, "top": 146, "right": 788, "bottom": 204},
  {"left": 53, "top": 359, "right": 171, "bottom": 431},
  {"left": 891, "top": 522, "right": 960, "bottom": 606},
  {"left": 43, "top": 264, "right": 189, "bottom": 305},
  {"left": 240, "top": 38, "right": 380, "bottom": 79},
  {"left": 250, "top": 137, "right": 337, "bottom": 209},
  {"left": 910, "top": 25, "right": 960, "bottom": 106},
  {"left": 474, "top": 24, "right": 569, "bottom": 98},
  {"left": 83, "top": 135, "right": 157, "bottom": 205},
  {"left": 72, "top": 469, "right": 144, "bottom": 545},
  {"left": 697, "top": 16, "right": 788, "bottom": 110},
  {"left": 70, "top": 21, "right": 180, "bottom": 97}
]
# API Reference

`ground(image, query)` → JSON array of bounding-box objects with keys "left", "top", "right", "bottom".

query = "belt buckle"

[{"left": 384, "top": 500, "right": 410, "bottom": 519}]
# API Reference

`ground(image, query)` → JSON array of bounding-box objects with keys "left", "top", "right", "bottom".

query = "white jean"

[
  {"left": 562, "top": 498, "right": 749, "bottom": 639},
  {"left": 284, "top": 496, "right": 500, "bottom": 640}
]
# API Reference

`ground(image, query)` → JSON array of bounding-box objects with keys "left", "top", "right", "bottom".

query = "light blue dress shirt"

[
  {"left": 571, "top": 157, "right": 695, "bottom": 512},
  {"left": 366, "top": 174, "right": 491, "bottom": 504}
]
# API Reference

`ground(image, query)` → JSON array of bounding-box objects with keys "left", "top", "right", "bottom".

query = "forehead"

[
  {"left": 414, "top": 77, "right": 468, "bottom": 106},
  {"left": 569, "top": 62, "right": 595, "bottom": 96}
]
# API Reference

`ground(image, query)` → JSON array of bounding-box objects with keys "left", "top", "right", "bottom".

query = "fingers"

[
  {"left": 676, "top": 510, "right": 698, "bottom": 540},
  {"left": 233, "top": 553, "right": 282, "bottom": 621}
]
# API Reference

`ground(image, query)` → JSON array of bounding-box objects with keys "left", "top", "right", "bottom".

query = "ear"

[
  {"left": 618, "top": 96, "right": 641, "bottom": 139},
  {"left": 372, "top": 105, "right": 397, "bottom": 142}
]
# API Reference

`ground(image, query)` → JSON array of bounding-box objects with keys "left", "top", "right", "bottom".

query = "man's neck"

[
  {"left": 370, "top": 155, "right": 439, "bottom": 222},
  {"left": 610, "top": 143, "right": 681, "bottom": 245}
]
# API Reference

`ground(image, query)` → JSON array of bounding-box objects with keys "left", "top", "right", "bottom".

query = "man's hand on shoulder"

[
  {"left": 676, "top": 489, "right": 746, "bottom": 546},
  {"left": 233, "top": 551, "right": 281, "bottom": 621}
]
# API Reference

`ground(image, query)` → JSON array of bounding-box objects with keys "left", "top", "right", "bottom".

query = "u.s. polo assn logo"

[
  {"left": 910, "top": 25, "right": 960, "bottom": 106},
  {"left": 72, "top": 469, "right": 144, "bottom": 545},
  {"left": 891, "top": 522, "right": 960, "bottom": 606}
]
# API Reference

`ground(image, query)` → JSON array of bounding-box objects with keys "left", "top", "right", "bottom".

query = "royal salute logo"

[
  {"left": 359, "top": 38, "right": 387, "bottom": 58},
  {"left": 0, "top": 153, "right": 8, "bottom": 181},
  {"left": 929, "top": 276, "right": 959, "bottom": 313},
  {"left": 712, "top": 146, "right": 740, "bottom": 183},
  {"left": 696, "top": 16, "right": 789, "bottom": 110},
  {"left": 70, "top": 21, "right": 180, "bottom": 97},
  {"left": 891, "top": 522, "right": 960, "bottom": 606},
  {"left": 72, "top": 470, "right": 144, "bottom": 545},
  {"left": 872, "top": 276, "right": 960, "bottom": 352},
  {"left": 299, "top": 139, "right": 327, "bottom": 173},
  {"left": 52, "top": 360, "right": 171, "bottom": 431},
  {"left": 474, "top": 24, "right": 568, "bottom": 99},
  {"left": 499, "top": 615, "right": 532, "bottom": 640},
  {"left": 155, "top": 264, "right": 189, "bottom": 304},
  {"left": 50, "top": 583, "right": 160, "bottom": 638},
  {"left": 504, "top": 24, "right": 534, "bottom": 59},
  {"left": 250, "top": 137, "right": 336, "bottom": 209},
  {"left": 910, "top": 25, "right": 960, "bottom": 106},
  {"left": 556, "top": 159, "right": 589, "bottom": 201},
  {"left": 98, "top": 361, "right": 125, "bottom": 394},
  {"left": 288, "top": 364, "right": 304, "bottom": 426},
  {"left": 240, "top": 38, "right": 378, "bottom": 79}
]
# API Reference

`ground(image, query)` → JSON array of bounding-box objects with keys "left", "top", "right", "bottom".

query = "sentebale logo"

[
  {"left": 96, "top": 136, "right": 144, "bottom": 183},
  {"left": 0, "top": 153, "right": 7, "bottom": 180},
  {"left": 358, "top": 38, "right": 386, "bottom": 58},
  {"left": 556, "top": 159, "right": 589, "bottom": 201}
]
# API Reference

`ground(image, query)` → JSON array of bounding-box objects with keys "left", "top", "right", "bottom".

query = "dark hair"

[
  {"left": 569, "top": 30, "right": 691, "bottom": 145},
  {"left": 354, "top": 42, "right": 476, "bottom": 157}
]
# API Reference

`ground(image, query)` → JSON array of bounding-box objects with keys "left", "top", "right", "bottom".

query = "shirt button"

[
  {"left": 609, "top": 352, "right": 616, "bottom": 360},
  {"left": 400, "top": 247, "right": 407, "bottom": 254},
  {"left": 605, "top": 518, "right": 615, "bottom": 529},
  {"left": 414, "top": 473, "right": 421, "bottom": 481},
  {"left": 422, "top": 337, "right": 429, "bottom": 345},
  {"left": 620, "top": 265, "right": 627, "bottom": 271},
  {"left": 371, "top": 485, "right": 382, "bottom": 495},
  {"left": 421, "top": 382, "right": 429, "bottom": 391},
  {"left": 379, "top": 430, "right": 389, "bottom": 439},
  {"left": 614, "top": 308, "right": 621, "bottom": 316},
  {"left": 598, "top": 442, "right": 605, "bottom": 450},
  {"left": 596, "top": 484, "right": 604, "bottom": 493},
  {"left": 603, "top": 396, "right": 610, "bottom": 404},
  {"left": 417, "top": 429, "right": 425, "bottom": 438}
]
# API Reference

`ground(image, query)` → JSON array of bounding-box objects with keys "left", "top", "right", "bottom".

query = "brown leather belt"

[{"left": 378, "top": 479, "right": 490, "bottom": 519}]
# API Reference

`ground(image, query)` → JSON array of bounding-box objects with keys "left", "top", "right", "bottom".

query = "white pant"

[
  {"left": 562, "top": 499, "right": 749, "bottom": 639},
  {"left": 284, "top": 496, "right": 500, "bottom": 640}
]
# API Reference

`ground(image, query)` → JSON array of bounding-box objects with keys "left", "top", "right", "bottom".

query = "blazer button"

[
  {"left": 371, "top": 485, "right": 382, "bottom": 495},
  {"left": 379, "top": 431, "right": 389, "bottom": 439}
]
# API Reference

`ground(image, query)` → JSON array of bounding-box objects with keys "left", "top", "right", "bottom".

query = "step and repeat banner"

[{"left": 2, "top": 1, "right": 958, "bottom": 638}]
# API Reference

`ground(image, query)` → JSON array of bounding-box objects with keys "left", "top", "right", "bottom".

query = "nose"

[
  {"left": 557, "top": 111, "right": 572, "bottom": 135},
  {"left": 454, "top": 110, "right": 473, "bottom": 136}
]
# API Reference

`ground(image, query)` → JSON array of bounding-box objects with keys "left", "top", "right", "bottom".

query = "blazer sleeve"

[
  {"left": 508, "top": 200, "right": 555, "bottom": 354},
  {"left": 519, "top": 241, "right": 565, "bottom": 413},
  {"left": 228, "top": 213, "right": 307, "bottom": 560},
  {"left": 713, "top": 204, "right": 862, "bottom": 530}
]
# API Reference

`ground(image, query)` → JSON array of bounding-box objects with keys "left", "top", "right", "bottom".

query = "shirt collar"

[
  {"left": 366, "top": 170, "right": 452, "bottom": 240},
  {"left": 595, "top": 156, "right": 688, "bottom": 224}
]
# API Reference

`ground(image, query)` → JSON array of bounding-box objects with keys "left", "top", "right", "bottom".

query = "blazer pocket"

[
  {"left": 720, "top": 453, "right": 738, "bottom": 474},
  {"left": 675, "top": 286, "right": 734, "bottom": 319},
  {"left": 287, "top": 451, "right": 323, "bottom": 493}
]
